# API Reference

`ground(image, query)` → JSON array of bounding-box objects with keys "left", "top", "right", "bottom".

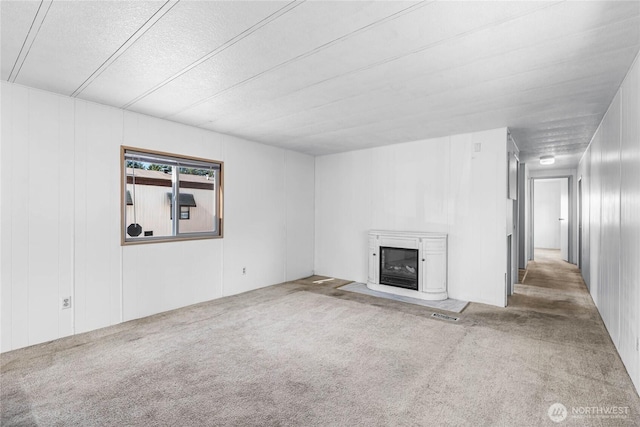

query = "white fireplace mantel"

[{"left": 367, "top": 230, "right": 448, "bottom": 301}]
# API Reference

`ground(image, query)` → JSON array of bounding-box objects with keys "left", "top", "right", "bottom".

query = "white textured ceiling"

[{"left": 2, "top": 1, "right": 639, "bottom": 167}]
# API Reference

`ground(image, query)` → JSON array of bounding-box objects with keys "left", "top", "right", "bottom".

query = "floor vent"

[{"left": 432, "top": 312, "right": 458, "bottom": 322}]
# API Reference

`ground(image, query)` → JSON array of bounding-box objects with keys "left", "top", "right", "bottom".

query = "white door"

[{"left": 560, "top": 179, "right": 569, "bottom": 261}]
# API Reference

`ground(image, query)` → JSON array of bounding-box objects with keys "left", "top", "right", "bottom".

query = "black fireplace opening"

[{"left": 379, "top": 246, "right": 419, "bottom": 290}]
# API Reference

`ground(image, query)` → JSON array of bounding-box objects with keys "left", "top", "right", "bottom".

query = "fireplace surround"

[{"left": 367, "top": 230, "right": 448, "bottom": 301}]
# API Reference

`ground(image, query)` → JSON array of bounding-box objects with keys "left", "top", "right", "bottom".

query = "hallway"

[
  {"left": 502, "top": 248, "right": 640, "bottom": 423},
  {"left": 523, "top": 249, "right": 584, "bottom": 291},
  {"left": 448, "top": 248, "right": 640, "bottom": 424}
]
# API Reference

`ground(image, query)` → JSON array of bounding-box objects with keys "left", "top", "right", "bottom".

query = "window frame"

[{"left": 121, "top": 146, "right": 224, "bottom": 245}]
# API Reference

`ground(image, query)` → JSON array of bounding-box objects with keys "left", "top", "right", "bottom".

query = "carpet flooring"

[{"left": 2, "top": 263, "right": 640, "bottom": 426}]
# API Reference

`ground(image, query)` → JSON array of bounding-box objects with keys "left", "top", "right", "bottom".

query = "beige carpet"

[{"left": 2, "top": 258, "right": 639, "bottom": 426}]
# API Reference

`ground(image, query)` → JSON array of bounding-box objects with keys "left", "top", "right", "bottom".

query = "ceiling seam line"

[
  {"left": 194, "top": 89, "right": 367, "bottom": 128},
  {"left": 523, "top": 134, "right": 603, "bottom": 142},
  {"left": 70, "top": 0, "right": 180, "bottom": 98},
  {"left": 9, "top": 0, "right": 53, "bottom": 83},
  {"left": 120, "top": 0, "right": 307, "bottom": 109},
  {"left": 166, "top": 0, "right": 563, "bottom": 122},
  {"left": 202, "top": 35, "right": 632, "bottom": 131},
  {"left": 520, "top": 148, "right": 591, "bottom": 156},
  {"left": 270, "top": 99, "right": 612, "bottom": 144},
  {"left": 200, "top": 11, "right": 640, "bottom": 129},
  {"left": 521, "top": 142, "right": 602, "bottom": 149},
  {"left": 276, "top": 13, "right": 640, "bottom": 103},
  {"left": 216, "top": 51, "right": 627, "bottom": 136},
  {"left": 249, "top": 37, "right": 638, "bottom": 131},
  {"left": 160, "top": 1, "right": 436, "bottom": 119},
  {"left": 235, "top": 87, "right": 614, "bottom": 142},
  {"left": 517, "top": 117, "right": 607, "bottom": 130},
  {"left": 267, "top": 86, "right": 616, "bottom": 143},
  {"left": 14, "top": 0, "right": 53, "bottom": 81},
  {"left": 245, "top": 1, "right": 573, "bottom": 104},
  {"left": 520, "top": 142, "right": 598, "bottom": 150},
  {"left": 7, "top": 0, "right": 43, "bottom": 82}
]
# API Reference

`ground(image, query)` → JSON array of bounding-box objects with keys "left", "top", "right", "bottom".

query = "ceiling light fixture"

[{"left": 540, "top": 155, "right": 555, "bottom": 165}]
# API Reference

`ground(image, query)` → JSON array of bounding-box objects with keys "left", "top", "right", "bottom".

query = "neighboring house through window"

[{"left": 121, "top": 146, "right": 223, "bottom": 244}]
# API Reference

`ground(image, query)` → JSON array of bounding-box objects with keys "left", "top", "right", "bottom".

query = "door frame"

[
  {"left": 578, "top": 177, "right": 583, "bottom": 270},
  {"left": 507, "top": 234, "right": 513, "bottom": 299},
  {"left": 529, "top": 175, "right": 573, "bottom": 262}
]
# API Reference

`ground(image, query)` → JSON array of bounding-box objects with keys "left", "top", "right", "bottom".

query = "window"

[
  {"left": 121, "top": 146, "right": 223, "bottom": 244},
  {"left": 169, "top": 193, "right": 194, "bottom": 220},
  {"left": 180, "top": 207, "right": 190, "bottom": 220}
]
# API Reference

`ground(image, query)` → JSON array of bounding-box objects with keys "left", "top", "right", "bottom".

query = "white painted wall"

[
  {"left": 74, "top": 100, "right": 123, "bottom": 333},
  {"left": 315, "top": 128, "right": 509, "bottom": 307},
  {"left": 284, "top": 150, "right": 315, "bottom": 282},
  {"left": 578, "top": 54, "right": 640, "bottom": 393},
  {"left": 1, "top": 85, "right": 76, "bottom": 349},
  {"left": 619, "top": 57, "right": 639, "bottom": 394},
  {"left": 0, "top": 82, "right": 315, "bottom": 352},
  {"left": 533, "top": 179, "right": 562, "bottom": 249},
  {"left": 119, "top": 110, "right": 225, "bottom": 322}
]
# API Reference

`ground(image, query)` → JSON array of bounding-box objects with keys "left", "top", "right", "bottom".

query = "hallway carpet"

[{"left": 2, "top": 268, "right": 639, "bottom": 426}]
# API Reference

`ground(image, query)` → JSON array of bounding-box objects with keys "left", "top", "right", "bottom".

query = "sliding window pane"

[
  {"left": 125, "top": 162, "right": 174, "bottom": 240},
  {"left": 177, "top": 166, "right": 219, "bottom": 234}
]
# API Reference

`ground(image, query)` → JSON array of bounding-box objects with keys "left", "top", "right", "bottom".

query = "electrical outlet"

[
  {"left": 242, "top": 267, "right": 246, "bottom": 275},
  {"left": 61, "top": 296, "right": 71, "bottom": 310}
]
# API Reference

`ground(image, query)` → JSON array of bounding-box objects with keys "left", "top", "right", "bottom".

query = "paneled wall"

[
  {"left": 74, "top": 101, "right": 123, "bottom": 333},
  {"left": 578, "top": 54, "right": 640, "bottom": 392},
  {"left": 599, "top": 91, "right": 622, "bottom": 345},
  {"left": 315, "top": 128, "right": 509, "bottom": 307},
  {"left": 619, "top": 55, "right": 640, "bottom": 392},
  {"left": 119, "top": 110, "right": 225, "bottom": 322},
  {"left": 0, "top": 82, "right": 315, "bottom": 352},
  {"left": 284, "top": 150, "right": 315, "bottom": 281},
  {"left": 588, "top": 132, "right": 602, "bottom": 302},
  {"left": 1, "top": 87, "right": 76, "bottom": 349}
]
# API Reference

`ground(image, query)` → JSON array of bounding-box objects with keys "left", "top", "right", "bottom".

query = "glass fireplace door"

[{"left": 379, "top": 247, "right": 419, "bottom": 290}]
